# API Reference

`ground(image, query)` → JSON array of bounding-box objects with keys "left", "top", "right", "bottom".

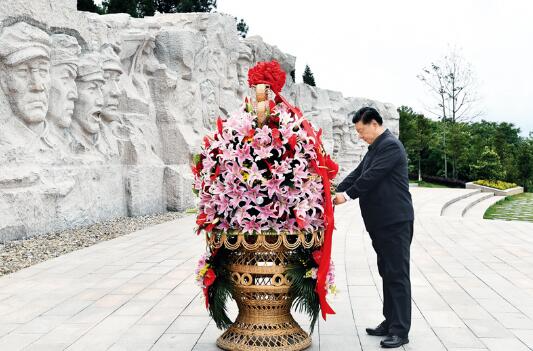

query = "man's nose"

[
  {"left": 67, "top": 83, "right": 78, "bottom": 100},
  {"left": 95, "top": 89, "right": 104, "bottom": 107},
  {"left": 110, "top": 80, "right": 120, "bottom": 98},
  {"left": 29, "top": 69, "right": 47, "bottom": 91}
]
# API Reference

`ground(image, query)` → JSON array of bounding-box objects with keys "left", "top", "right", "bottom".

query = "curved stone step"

[
  {"left": 442, "top": 191, "right": 492, "bottom": 217},
  {"left": 439, "top": 189, "right": 481, "bottom": 216},
  {"left": 464, "top": 195, "right": 507, "bottom": 218},
  {"left": 461, "top": 193, "right": 495, "bottom": 217}
]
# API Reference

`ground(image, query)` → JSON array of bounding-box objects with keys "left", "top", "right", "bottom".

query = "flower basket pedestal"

[{"left": 208, "top": 232, "right": 323, "bottom": 351}]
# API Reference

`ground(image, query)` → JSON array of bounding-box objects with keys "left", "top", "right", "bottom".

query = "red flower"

[
  {"left": 293, "top": 209, "right": 307, "bottom": 229},
  {"left": 210, "top": 165, "right": 220, "bottom": 181},
  {"left": 191, "top": 164, "right": 199, "bottom": 176},
  {"left": 244, "top": 128, "right": 255, "bottom": 143},
  {"left": 269, "top": 100, "right": 276, "bottom": 112},
  {"left": 205, "top": 222, "right": 216, "bottom": 232},
  {"left": 271, "top": 128, "right": 282, "bottom": 147},
  {"left": 196, "top": 212, "right": 207, "bottom": 227},
  {"left": 247, "top": 60, "right": 286, "bottom": 94},
  {"left": 204, "top": 268, "right": 216, "bottom": 287},
  {"left": 268, "top": 115, "right": 280, "bottom": 129},
  {"left": 312, "top": 250, "right": 322, "bottom": 265},
  {"left": 288, "top": 135, "right": 298, "bottom": 150},
  {"left": 203, "top": 136, "right": 211, "bottom": 148},
  {"left": 217, "top": 117, "right": 224, "bottom": 135}
]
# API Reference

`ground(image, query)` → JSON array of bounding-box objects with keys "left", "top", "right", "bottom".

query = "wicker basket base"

[
  {"left": 210, "top": 232, "right": 322, "bottom": 351},
  {"left": 216, "top": 315, "right": 311, "bottom": 351}
]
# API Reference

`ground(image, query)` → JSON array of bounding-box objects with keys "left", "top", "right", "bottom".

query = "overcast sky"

[{"left": 217, "top": 0, "right": 533, "bottom": 136}]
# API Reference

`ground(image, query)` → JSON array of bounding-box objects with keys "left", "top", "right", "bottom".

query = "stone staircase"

[{"left": 440, "top": 188, "right": 506, "bottom": 219}]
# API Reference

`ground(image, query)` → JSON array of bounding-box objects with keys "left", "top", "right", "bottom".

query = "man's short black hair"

[{"left": 350, "top": 107, "right": 383, "bottom": 125}]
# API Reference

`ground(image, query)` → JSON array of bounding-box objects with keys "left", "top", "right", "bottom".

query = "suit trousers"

[{"left": 368, "top": 220, "right": 413, "bottom": 337}]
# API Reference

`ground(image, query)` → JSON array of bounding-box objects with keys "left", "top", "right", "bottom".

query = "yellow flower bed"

[{"left": 474, "top": 179, "right": 518, "bottom": 190}]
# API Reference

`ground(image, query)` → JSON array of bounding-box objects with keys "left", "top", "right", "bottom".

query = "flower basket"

[{"left": 192, "top": 61, "right": 338, "bottom": 351}]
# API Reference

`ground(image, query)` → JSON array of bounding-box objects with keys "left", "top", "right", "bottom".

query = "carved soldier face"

[
  {"left": 237, "top": 58, "right": 251, "bottom": 90},
  {"left": 0, "top": 57, "right": 51, "bottom": 125},
  {"left": 73, "top": 79, "right": 104, "bottom": 134},
  {"left": 101, "top": 69, "right": 121, "bottom": 122},
  {"left": 204, "top": 92, "right": 217, "bottom": 126},
  {"left": 47, "top": 64, "right": 78, "bottom": 128}
]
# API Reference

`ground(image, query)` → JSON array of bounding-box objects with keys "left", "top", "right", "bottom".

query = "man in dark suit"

[{"left": 334, "top": 107, "right": 414, "bottom": 348}]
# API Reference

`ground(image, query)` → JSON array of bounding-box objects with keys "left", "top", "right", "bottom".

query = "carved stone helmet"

[
  {"left": 0, "top": 22, "right": 51, "bottom": 66},
  {"left": 100, "top": 44, "right": 123, "bottom": 74},
  {"left": 50, "top": 34, "right": 81, "bottom": 67}
]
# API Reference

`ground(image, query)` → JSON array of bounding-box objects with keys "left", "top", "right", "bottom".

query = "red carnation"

[{"left": 247, "top": 60, "right": 286, "bottom": 94}]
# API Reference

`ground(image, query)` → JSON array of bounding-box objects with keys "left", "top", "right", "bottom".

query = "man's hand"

[{"left": 333, "top": 193, "right": 347, "bottom": 206}]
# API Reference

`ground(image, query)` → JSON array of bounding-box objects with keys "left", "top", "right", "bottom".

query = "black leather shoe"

[
  {"left": 380, "top": 334, "right": 409, "bottom": 348},
  {"left": 365, "top": 321, "right": 389, "bottom": 336}
]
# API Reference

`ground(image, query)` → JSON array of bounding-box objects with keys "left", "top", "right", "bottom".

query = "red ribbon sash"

[{"left": 276, "top": 94, "right": 336, "bottom": 320}]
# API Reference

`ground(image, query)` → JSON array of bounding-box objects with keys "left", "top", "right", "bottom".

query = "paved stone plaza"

[{"left": 0, "top": 187, "right": 533, "bottom": 350}]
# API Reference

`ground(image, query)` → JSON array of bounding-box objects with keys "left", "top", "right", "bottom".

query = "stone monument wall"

[{"left": 0, "top": 0, "right": 399, "bottom": 241}]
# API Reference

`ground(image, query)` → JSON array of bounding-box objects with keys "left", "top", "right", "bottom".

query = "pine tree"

[
  {"left": 302, "top": 65, "right": 316, "bottom": 86},
  {"left": 236, "top": 18, "right": 249, "bottom": 38}
]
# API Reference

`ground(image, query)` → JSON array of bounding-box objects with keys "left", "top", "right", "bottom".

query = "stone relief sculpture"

[
  {"left": 236, "top": 43, "right": 253, "bottom": 99},
  {"left": 200, "top": 79, "right": 219, "bottom": 129},
  {"left": 99, "top": 43, "right": 125, "bottom": 158},
  {"left": 47, "top": 34, "right": 81, "bottom": 150},
  {"left": 70, "top": 52, "right": 106, "bottom": 156},
  {"left": 0, "top": 8, "right": 398, "bottom": 241},
  {"left": 0, "top": 22, "right": 53, "bottom": 149}
]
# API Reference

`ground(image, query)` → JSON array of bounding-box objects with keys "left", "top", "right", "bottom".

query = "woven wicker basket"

[{"left": 210, "top": 232, "right": 323, "bottom": 351}]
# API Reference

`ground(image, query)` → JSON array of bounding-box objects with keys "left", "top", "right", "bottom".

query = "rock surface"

[{"left": 0, "top": 1, "right": 399, "bottom": 241}]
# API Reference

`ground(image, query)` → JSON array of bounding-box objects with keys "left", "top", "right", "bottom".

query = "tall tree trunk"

[{"left": 418, "top": 157, "right": 422, "bottom": 182}]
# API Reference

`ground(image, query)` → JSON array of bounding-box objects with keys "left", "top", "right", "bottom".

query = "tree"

[
  {"left": 446, "top": 122, "right": 470, "bottom": 179},
  {"left": 175, "top": 0, "right": 217, "bottom": 12},
  {"left": 104, "top": 0, "right": 140, "bottom": 17},
  {"left": 470, "top": 146, "right": 506, "bottom": 181},
  {"left": 77, "top": 0, "right": 103, "bottom": 13},
  {"left": 418, "top": 47, "right": 481, "bottom": 178},
  {"left": 235, "top": 18, "right": 249, "bottom": 38},
  {"left": 101, "top": 0, "right": 217, "bottom": 17},
  {"left": 398, "top": 106, "right": 433, "bottom": 181},
  {"left": 515, "top": 137, "right": 533, "bottom": 191},
  {"left": 302, "top": 65, "right": 316, "bottom": 86}
]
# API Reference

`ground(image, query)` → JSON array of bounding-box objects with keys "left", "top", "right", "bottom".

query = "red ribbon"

[{"left": 276, "top": 93, "right": 336, "bottom": 320}]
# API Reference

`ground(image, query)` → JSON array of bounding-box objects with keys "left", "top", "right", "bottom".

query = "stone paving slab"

[{"left": 1, "top": 188, "right": 533, "bottom": 350}]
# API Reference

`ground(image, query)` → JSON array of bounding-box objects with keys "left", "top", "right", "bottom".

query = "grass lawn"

[
  {"left": 484, "top": 192, "right": 533, "bottom": 222},
  {"left": 410, "top": 180, "right": 449, "bottom": 188}
]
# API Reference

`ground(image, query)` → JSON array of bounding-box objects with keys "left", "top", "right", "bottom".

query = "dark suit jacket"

[{"left": 336, "top": 129, "right": 414, "bottom": 232}]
